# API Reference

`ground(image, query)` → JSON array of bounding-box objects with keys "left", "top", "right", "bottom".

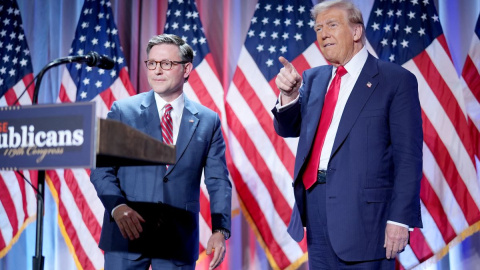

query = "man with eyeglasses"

[{"left": 90, "top": 34, "right": 232, "bottom": 270}]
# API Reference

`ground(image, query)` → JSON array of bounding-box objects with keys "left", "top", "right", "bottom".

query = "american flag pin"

[
  {"left": 189, "top": 119, "right": 194, "bottom": 123},
  {"left": 367, "top": 82, "right": 372, "bottom": 88}
]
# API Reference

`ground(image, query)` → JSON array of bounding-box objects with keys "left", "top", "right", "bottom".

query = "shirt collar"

[
  {"left": 154, "top": 92, "right": 185, "bottom": 114},
  {"left": 332, "top": 46, "right": 368, "bottom": 78}
]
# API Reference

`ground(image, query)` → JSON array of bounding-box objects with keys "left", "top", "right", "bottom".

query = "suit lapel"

[
  {"left": 330, "top": 54, "right": 379, "bottom": 158},
  {"left": 141, "top": 91, "right": 163, "bottom": 141},
  {"left": 167, "top": 95, "right": 199, "bottom": 173},
  {"left": 140, "top": 91, "right": 167, "bottom": 177}
]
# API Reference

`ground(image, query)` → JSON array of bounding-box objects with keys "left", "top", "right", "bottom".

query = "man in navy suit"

[
  {"left": 272, "top": 1, "right": 422, "bottom": 269},
  {"left": 90, "top": 34, "right": 231, "bottom": 270}
]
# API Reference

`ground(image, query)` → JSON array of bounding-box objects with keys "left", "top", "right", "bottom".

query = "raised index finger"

[{"left": 279, "top": 56, "right": 294, "bottom": 73}]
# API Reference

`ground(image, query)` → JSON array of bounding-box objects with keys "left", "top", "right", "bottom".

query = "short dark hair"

[{"left": 146, "top": 34, "right": 194, "bottom": 63}]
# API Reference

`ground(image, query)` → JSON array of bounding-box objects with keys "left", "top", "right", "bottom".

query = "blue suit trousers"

[{"left": 305, "top": 180, "right": 395, "bottom": 269}]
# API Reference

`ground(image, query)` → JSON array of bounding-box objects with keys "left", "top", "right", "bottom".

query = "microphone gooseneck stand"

[{"left": 31, "top": 52, "right": 114, "bottom": 270}]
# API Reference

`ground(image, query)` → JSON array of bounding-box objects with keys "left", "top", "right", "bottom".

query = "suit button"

[{"left": 163, "top": 177, "right": 168, "bottom": 183}]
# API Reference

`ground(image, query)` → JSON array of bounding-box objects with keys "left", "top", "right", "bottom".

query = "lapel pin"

[
  {"left": 189, "top": 119, "right": 194, "bottom": 123},
  {"left": 367, "top": 82, "right": 372, "bottom": 88}
]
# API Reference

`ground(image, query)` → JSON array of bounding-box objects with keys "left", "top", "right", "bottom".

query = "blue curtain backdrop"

[{"left": 1, "top": 0, "right": 479, "bottom": 269}]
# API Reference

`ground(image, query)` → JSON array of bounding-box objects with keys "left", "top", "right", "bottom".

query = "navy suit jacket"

[
  {"left": 90, "top": 90, "right": 231, "bottom": 263},
  {"left": 272, "top": 54, "right": 423, "bottom": 261}
]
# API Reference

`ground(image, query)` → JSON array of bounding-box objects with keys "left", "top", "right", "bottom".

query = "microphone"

[
  {"left": 55, "top": 51, "right": 115, "bottom": 70},
  {"left": 84, "top": 51, "right": 115, "bottom": 70},
  {"left": 31, "top": 52, "right": 116, "bottom": 104}
]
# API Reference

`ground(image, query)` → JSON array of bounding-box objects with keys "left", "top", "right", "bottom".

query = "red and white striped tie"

[{"left": 161, "top": 104, "right": 173, "bottom": 145}]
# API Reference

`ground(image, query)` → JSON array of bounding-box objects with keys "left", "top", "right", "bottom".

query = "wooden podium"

[
  {"left": 96, "top": 118, "right": 176, "bottom": 167},
  {"left": 0, "top": 103, "right": 176, "bottom": 169},
  {"left": 0, "top": 102, "right": 175, "bottom": 270}
]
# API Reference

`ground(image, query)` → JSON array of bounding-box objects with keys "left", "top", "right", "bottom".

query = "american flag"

[
  {"left": 162, "top": 0, "right": 231, "bottom": 260},
  {"left": 461, "top": 14, "right": 480, "bottom": 163},
  {"left": 366, "top": 1, "right": 480, "bottom": 269},
  {"left": 45, "top": 0, "right": 135, "bottom": 269},
  {"left": 0, "top": 0, "right": 37, "bottom": 259},
  {"left": 225, "top": 0, "right": 325, "bottom": 268}
]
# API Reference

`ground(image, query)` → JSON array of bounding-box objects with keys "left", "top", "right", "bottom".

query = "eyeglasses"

[{"left": 144, "top": 59, "right": 189, "bottom": 70}]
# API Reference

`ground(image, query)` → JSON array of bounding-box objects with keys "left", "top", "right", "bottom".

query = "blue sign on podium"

[{"left": 0, "top": 102, "right": 96, "bottom": 170}]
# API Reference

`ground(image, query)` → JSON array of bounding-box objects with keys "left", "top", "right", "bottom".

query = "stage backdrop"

[{"left": 1, "top": 0, "right": 479, "bottom": 270}]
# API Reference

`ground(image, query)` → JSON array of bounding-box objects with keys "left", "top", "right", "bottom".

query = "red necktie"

[
  {"left": 303, "top": 66, "right": 347, "bottom": 189},
  {"left": 161, "top": 104, "right": 173, "bottom": 145}
]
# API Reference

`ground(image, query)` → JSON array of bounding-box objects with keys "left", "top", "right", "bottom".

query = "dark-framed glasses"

[{"left": 144, "top": 59, "right": 189, "bottom": 70}]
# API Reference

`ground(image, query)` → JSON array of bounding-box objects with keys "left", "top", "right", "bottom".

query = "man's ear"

[
  {"left": 353, "top": 24, "right": 363, "bottom": 42},
  {"left": 184, "top": 62, "right": 193, "bottom": 79}
]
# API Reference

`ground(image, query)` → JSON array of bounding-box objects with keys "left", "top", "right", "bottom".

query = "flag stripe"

[
  {"left": 422, "top": 142, "right": 466, "bottom": 236},
  {"left": 47, "top": 170, "right": 103, "bottom": 270},
  {"left": 118, "top": 68, "right": 137, "bottom": 97},
  {"left": 405, "top": 59, "right": 480, "bottom": 221},
  {"left": 236, "top": 48, "right": 285, "bottom": 116},
  {"left": 1, "top": 171, "right": 29, "bottom": 239},
  {"left": 226, "top": 113, "right": 307, "bottom": 263},
  {"left": 70, "top": 169, "right": 103, "bottom": 226},
  {"left": 435, "top": 35, "right": 455, "bottom": 63},
  {"left": 232, "top": 68, "right": 295, "bottom": 175},
  {"left": 468, "top": 116, "right": 480, "bottom": 157},
  {"left": 405, "top": 229, "right": 431, "bottom": 264},
  {"left": 226, "top": 134, "right": 292, "bottom": 267},
  {"left": 418, "top": 200, "right": 446, "bottom": 254},
  {"left": 0, "top": 74, "right": 39, "bottom": 106},
  {"left": 0, "top": 202, "right": 9, "bottom": 254},
  {"left": 188, "top": 71, "right": 218, "bottom": 114},
  {"left": 414, "top": 51, "right": 474, "bottom": 163},
  {"left": 99, "top": 88, "right": 116, "bottom": 112},
  {"left": 420, "top": 174, "right": 456, "bottom": 242},
  {"left": 462, "top": 56, "right": 480, "bottom": 103},
  {"left": 58, "top": 72, "right": 76, "bottom": 103},
  {"left": 0, "top": 176, "right": 18, "bottom": 243},
  {"left": 12, "top": 78, "right": 31, "bottom": 105},
  {"left": 421, "top": 110, "right": 480, "bottom": 224},
  {"left": 63, "top": 170, "right": 102, "bottom": 242},
  {"left": 225, "top": 99, "right": 293, "bottom": 224},
  {"left": 14, "top": 173, "right": 29, "bottom": 226},
  {"left": 236, "top": 49, "right": 299, "bottom": 155}
]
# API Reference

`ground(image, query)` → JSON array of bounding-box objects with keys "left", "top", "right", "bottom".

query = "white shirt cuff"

[
  {"left": 111, "top": 203, "right": 126, "bottom": 217},
  {"left": 275, "top": 92, "right": 299, "bottom": 112},
  {"left": 387, "top": 220, "right": 413, "bottom": 231}
]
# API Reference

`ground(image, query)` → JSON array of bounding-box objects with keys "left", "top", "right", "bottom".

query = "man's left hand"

[
  {"left": 384, "top": 223, "right": 409, "bottom": 259},
  {"left": 206, "top": 231, "right": 226, "bottom": 269}
]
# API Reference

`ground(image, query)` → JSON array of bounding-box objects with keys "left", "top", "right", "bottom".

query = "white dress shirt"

[
  {"left": 154, "top": 92, "right": 185, "bottom": 145},
  {"left": 319, "top": 47, "right": 368, "bottom": 170}
]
